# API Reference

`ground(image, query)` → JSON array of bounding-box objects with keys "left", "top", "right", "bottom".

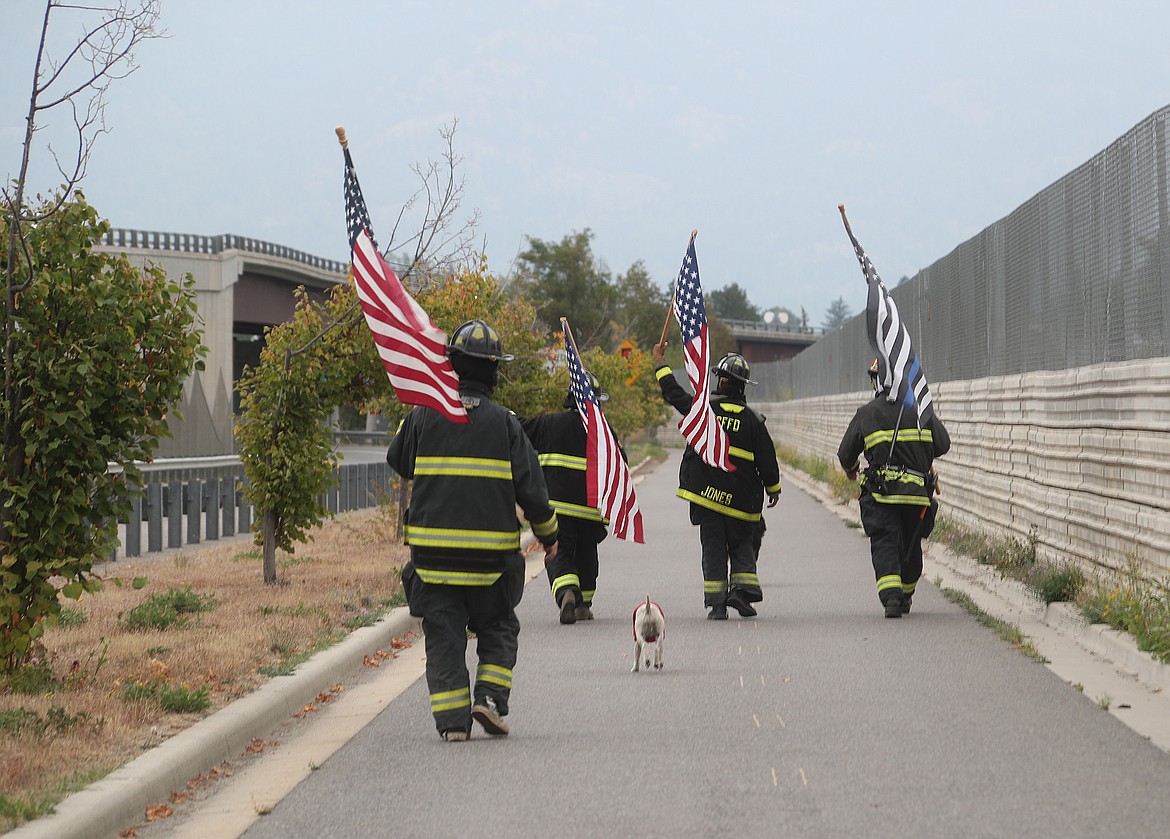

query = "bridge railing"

[
  {"left": 721, "top": 317, "right": 824, "bottom": 335},
  {"left": 100, "top": 228, "right": 349, "bottom": 275}
]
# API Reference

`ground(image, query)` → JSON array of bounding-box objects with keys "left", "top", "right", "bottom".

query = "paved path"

[{"left": 216, "top": 450, "right": 1170, "bottom": 839}]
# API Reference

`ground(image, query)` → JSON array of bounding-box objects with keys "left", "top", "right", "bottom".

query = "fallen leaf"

[{"left": 145, "top": 803, "right": 174, "bottom": 821}]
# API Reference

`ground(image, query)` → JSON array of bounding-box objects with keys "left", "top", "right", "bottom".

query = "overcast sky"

[{"left": 4, "top": 1, "right": 1169, "bottom": 329}]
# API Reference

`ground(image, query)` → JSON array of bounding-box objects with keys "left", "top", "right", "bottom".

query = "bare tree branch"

[{"left": 4, "top": 0, "right": 163, "bottom": 549}]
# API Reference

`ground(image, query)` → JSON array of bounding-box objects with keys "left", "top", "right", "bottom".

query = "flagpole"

[
  {"left": 659, "top": 228, "right": 698, "bottom": 348},
  {"left": 560, "top": 317, "right": 579, "bottom": 358},
  {"left": 837, "top": 203, "right": 853, "bottom": 237}
]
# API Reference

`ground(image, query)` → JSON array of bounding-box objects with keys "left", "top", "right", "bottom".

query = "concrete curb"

[
  {"left": 8, "top": 608, "right": 422, "bottom": 839},
  {"left": 784, "top": 466, "right": 1170, "bottom": 697}
]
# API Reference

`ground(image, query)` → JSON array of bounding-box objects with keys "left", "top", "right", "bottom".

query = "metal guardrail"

[{"left": 114, "top": 461, "right": 395, "bottom": 560}]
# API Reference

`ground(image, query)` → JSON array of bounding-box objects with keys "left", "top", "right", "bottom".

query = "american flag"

[
  {"left": 562, "top": 320, "right": 644, "bottom": 544},
  {"left": 343, "top": 146, "right": 467, "bottom": 424},
  {"left": 839, "top": 208, "right": 935, "bottom": 427},
  {"left": 671, "top": 238, "right": 734, "bottom": 472}
]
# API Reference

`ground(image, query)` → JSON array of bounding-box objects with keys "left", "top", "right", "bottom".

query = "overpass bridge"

[
  {"left": 721, "top": 317, "right": 823, "bottom": 364},
  {"left": 96, "top": 228, "right": 352, "bottom": 457}
]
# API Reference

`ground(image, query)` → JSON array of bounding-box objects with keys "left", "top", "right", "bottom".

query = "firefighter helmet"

[
  {"left": 712, "top": 353, "right": 757, "bottom": 385},
  {"left": 446, "top": 319, "right": 514, "bottom": 362}
]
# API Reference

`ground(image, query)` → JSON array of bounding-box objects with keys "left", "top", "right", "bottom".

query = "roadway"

[{"left": 207, "top": 449, "right": 1170, "bottom": 839}]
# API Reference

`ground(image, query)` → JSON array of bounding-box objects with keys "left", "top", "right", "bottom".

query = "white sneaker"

[{"left": 471, "top": 696, "right": 509, "bottom": 736}]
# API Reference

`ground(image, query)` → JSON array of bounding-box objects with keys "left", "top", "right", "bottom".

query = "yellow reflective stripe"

[
  {"left": 730, "top": 573, "right": 759, "bottom": 587},
  {"left": 581, "top": 589, "right": 595, "bottom": 602},
  {"left": 704, "top": 580, "right": 728, "bottom": 593},
  {"left": 551, "top": 499, "right": 605, "bottom": 522},
  {"left": 870, "top": 493, "right": 931, "bottom": 506},
  {"left": 877, "top": 575, "right": 902, "bottom": 593},
  {"left": 552, "top": 573, "right": 580, "bottom": 593},
  {"left": 431, "top": 687, "right": 471, "bottom": 712},
  {"left": 476, "top": 664, "right": 512, "bottom": 689},
  {"left": 863, "top": 428, "right": 934, "bottom": 448},
  {"left": 719, "top": 402, "right": 745, "bottom": 413},
  {"left": 415, "top": 456, "right": 512, "bottom": 479},
  {"left": 530, "top": 512, "right": 558, "bottom": 538},
  {"left": 405, "top": 525, "right": 520, "bottom": 550},
  {"left": 902, "top": 581, "right": 917, "bottom": 595},
  {"left": 728, "top": 446, "right": 755, "bottom": 462},
  {"left": 765, "top": 481, "right": 782, "bottom": 495},
  {"left": 878, "top": 468, "right": 925, "bottom": 487},
  {"left": 416, "top": 568, "right": 503, "bottom": 586},
  {"left": 677, "top": 489, "right": 761, "bottom": 522},
  {"left": 655, "top": 366, "right": 673, "bottom": 381},
  {"left": 539, "top": 453, "right": 587, "bottom": 471}
]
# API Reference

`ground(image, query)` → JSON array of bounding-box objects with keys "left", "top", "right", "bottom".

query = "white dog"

[{"left": 631, "top": 595, "right": 666, "bottom": 672}]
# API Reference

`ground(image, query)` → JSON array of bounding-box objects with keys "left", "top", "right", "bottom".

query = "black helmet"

[
  {"left": 564, "top": 371, "right": 609, "bottom": 408},
  {"left": 712, "top": 353, "right": 756, "bottom": 385},
  {"left": 446, "top": 319, "right": 514, "bottom": 362}
]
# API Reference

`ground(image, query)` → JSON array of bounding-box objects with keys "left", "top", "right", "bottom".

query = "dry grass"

[{"left": 0, "top": 505, "right": 407, "bottom": 832}]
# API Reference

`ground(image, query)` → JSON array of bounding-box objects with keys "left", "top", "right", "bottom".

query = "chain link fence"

[{"left": 756, "top": 105, "right": 1170, "bottom": 402}]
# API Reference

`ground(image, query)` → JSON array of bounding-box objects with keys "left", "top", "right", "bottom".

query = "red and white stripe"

[{"left": 351, "top": 229, "right": 467, "bottom": 424}]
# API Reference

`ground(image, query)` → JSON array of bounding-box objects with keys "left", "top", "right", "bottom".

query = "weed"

[
  {"left": 941, "top": 588, "right": 1048, "bottom": 663},
  {"left": 145, "top": 646, "right": 169, "bottom": 657},
  {"left": 5, "top": 658, "right": 59, "bottom": 695},
  {"left": 54, "top": 608, "right": 88, "bottom": 629},
  {"left": 63, "top": 638, "right": 110, "bottom": 691},
  {"left": 158, "top": 684, "right": 210, "bottom": 713},
  {"left": 122, "top": 586, "right": 215, "bottom": 632},
  {"left": 0, "top": 794, "right": 54, "bottom": 826},
  {"left": 1076, "top": 561, "right": 1170, "bottom": 664},
  {"left": 120, "top": 680, "right": 159, "bottom": 702},
  {"left": 342, "top": 610, "right": 377, "bottom": 629},
  {"left": 1031, "top": 561, "right": 1085, "bottom": 604},
  {"left": 1097, "top": 693, "right": 1112, "bottom": 710},
  {"left": 0, "top": 706, "right": 100, "bottom": 739}
]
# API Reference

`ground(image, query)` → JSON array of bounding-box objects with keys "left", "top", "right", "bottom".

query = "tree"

[
  {"left": 0, "top": 2, "right": 202, "bottom": 670},
  {"left": 511, "top": 229, "right": 615, "bottom": 350},
  {"left": 0, "top": 197, "right": 203, "bottom": 668},
  {"left": 823, "top": 296, "right": 853, "bottom": 331},
  {"left": 608, "top": 259, "right": 670, "bottom": 351},
  {"left": 707, "top": 282, "right": 761, "bottom": 322}
]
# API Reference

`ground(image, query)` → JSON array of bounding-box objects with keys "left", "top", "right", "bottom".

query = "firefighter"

[
  {"left": 519, "top": 371, "right": 625, "bottom": 624},
  {"left": 652, "top": 344, "right": 781, "bottom": 620},
  {"left": 837, "top": 359, "right": 951, "bottom": 618},
  {"left": 387, "top": 319, "right": 559, "bottom": 741}
]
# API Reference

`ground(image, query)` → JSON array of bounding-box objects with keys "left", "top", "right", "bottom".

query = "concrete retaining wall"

[{"left": 757, "top": 357, "right": 1170, "bottom": 580}]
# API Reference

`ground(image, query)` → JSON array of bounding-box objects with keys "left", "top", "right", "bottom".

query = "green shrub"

[
  {"left": 122, "top": 586, "right": 214, "bottom": 631},
  {"left": 5, "top": 659, "right": 58, "bottom": 695},
  {"left": 1031, "top": 561, "right": 1085, "bottom": 604},
  {"left": 158, "top": 683, "right": 210, "bottom": 713}
]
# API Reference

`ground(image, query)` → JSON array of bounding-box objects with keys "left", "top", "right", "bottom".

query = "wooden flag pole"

[
  {"left": 335, "top": 125, "right": 349, "bottom": 149},
  {"left": 658, "top": 228, "right": 698, "bottom": 348},
  {"left": 560, "top": 317, "right": 579, "bottom": 358},
  {"left": 837, "top": 203, "right": 853, "bottom": 236}
]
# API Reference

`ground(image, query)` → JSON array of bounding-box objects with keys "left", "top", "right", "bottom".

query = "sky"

[{"left": 4, "top": 1, "right": 1170, "bottom": 329}]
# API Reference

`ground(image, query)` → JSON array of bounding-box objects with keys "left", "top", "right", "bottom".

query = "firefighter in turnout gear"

[
  {"left": 837, "top": 358, "right": 951, "bottom": 618},
  {"left": 387, "top": 319, "right": 559, "bottom": 741},
  {"left": 519, "top": 371, "right": 625, "bottom": 625},
  {"left": 652, "top": 344, "right": 781, "bottom": 620}
]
